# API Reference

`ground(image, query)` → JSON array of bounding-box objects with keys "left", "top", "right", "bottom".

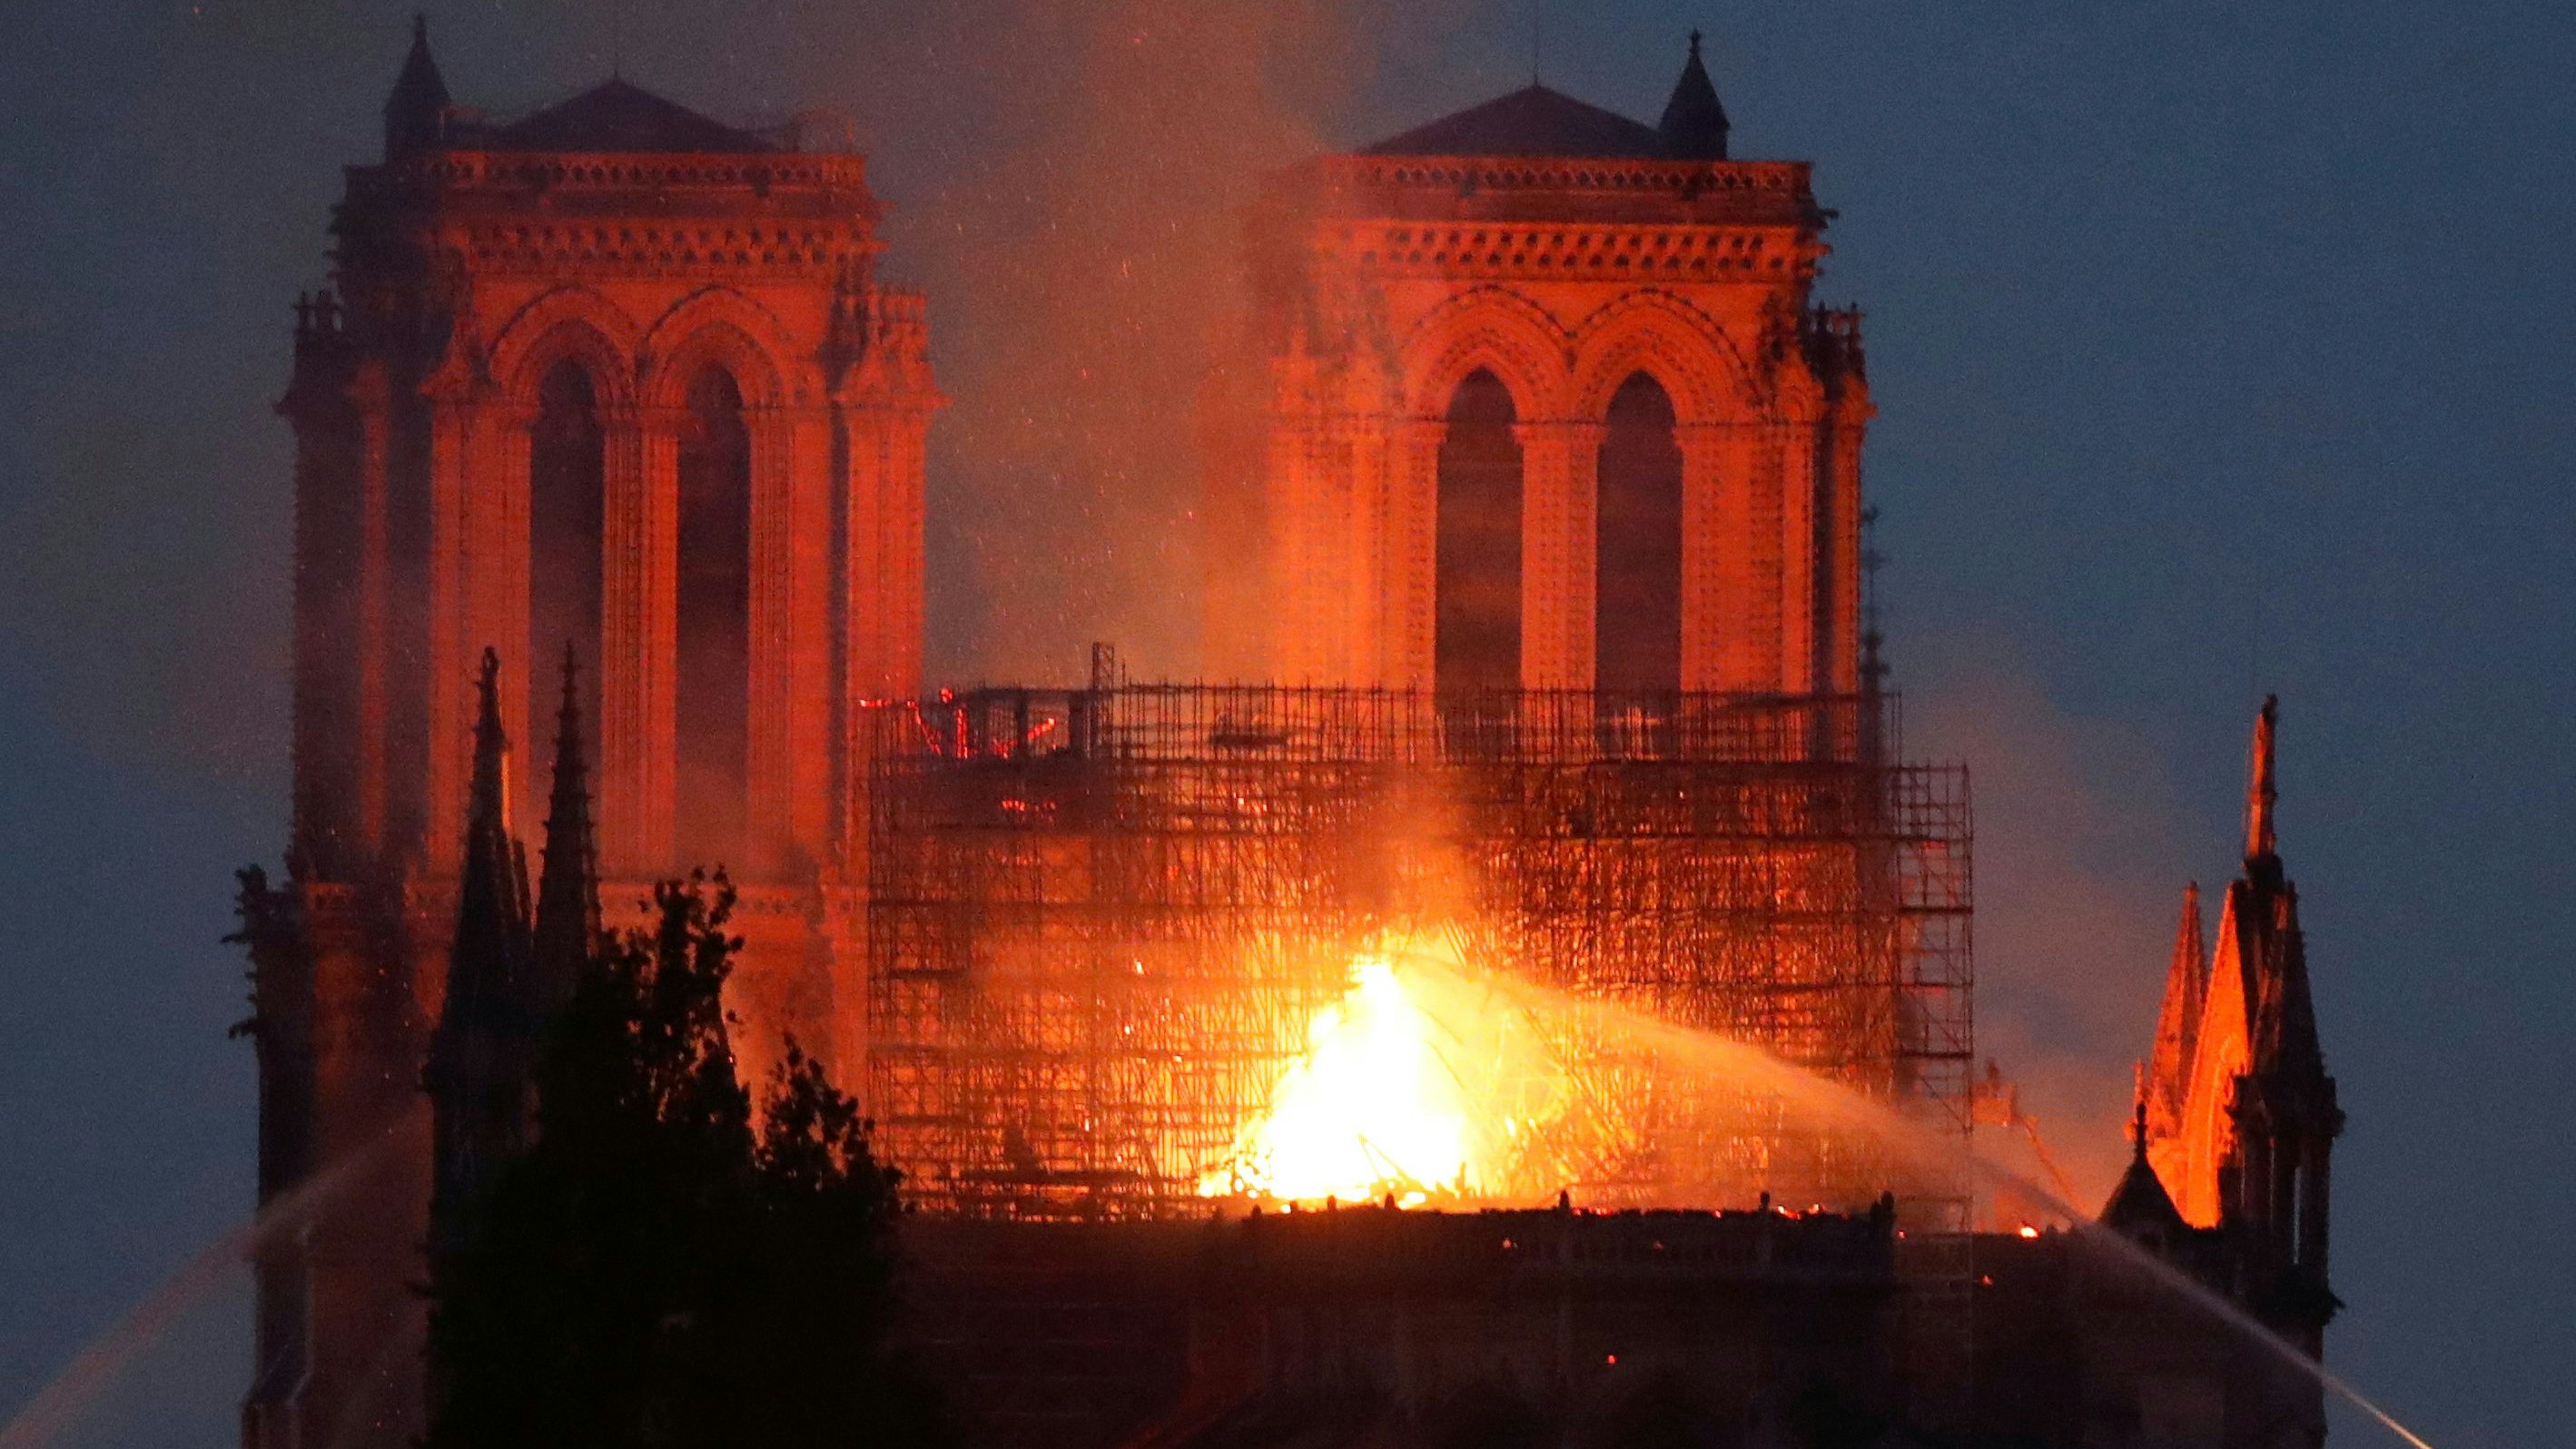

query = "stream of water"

[{"left": 1377, "top": 940, "right": 2439, "bottom": 1449}]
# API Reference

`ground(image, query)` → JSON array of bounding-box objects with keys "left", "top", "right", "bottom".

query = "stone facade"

[
  {"left": 241, "top": 25, "right": 2344, "bottom": 1449},
  {"left": 1208, "top": 50, "right": 1870, "bottom": 698},
  {"left": 247, "top": 21, "right": 936, "bottom": 1446}
]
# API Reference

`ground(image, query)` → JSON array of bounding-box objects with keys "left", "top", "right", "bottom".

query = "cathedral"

[{"left": 235, "top": 21, "right": 2344, "bottom": 1448}]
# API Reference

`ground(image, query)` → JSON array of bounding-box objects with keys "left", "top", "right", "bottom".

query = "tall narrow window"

[
  {"left": 1595, "top": 372, "right": 1683, "bottom": 702},
  {"left": 1434, "top": 370, "right": 1523, "bottom": 699},
  {"left": 528, "top": 360, "right": 604, "bottom": 768},
  {"left": 676, "top": 364, "right": 750, "bottom": 871}
]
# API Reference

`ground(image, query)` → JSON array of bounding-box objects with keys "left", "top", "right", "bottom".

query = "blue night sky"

[{"left": 1, "top": 4, "right": 2568, "bottom": 1445}]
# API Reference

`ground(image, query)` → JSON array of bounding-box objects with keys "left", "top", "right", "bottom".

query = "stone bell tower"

[
  {"left": 1209, "top": 34, "right": 1870, "bottom": 700},
  {"left": 241, "top": 19, "right": 938, "bottom": 1446}
]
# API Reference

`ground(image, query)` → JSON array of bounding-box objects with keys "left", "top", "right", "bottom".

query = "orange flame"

[
  {"left": 1197, "top": 940, "right": 1601, "bottom": 1207},
  {"left": 1197, "top": 957, "right": 1475, "bottom": 1205}
]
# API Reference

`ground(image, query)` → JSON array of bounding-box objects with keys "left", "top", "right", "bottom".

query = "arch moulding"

[
  {"left": 486, "top": 285, "right": 645, "bottom": 415},
  {"left": 1397, "top": 287, "right": 1573, "bottom": 419},
  {"left": 1567, "top": 290, "right": 1754, "bottom": 424},
  {"left": 639, "top": 286, "right": 803, "bottom": 409}
]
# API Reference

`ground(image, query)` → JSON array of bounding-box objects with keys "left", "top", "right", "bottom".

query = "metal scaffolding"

[{"left": 859, "top": 686, "right": 1970, "bottom": 1219}]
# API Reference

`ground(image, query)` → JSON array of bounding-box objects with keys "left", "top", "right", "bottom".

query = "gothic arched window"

[
  {"left": 1595, "top": 371, "right": 1683, "bottom": 702},
  {"left": 528, "top": 358, "right": 604, "bottom": 759},
  {"left": 1435, "top": 369, "right": 1523, "bottom": 699},
  {"left": 676, "top": 362, "right": 751, "bottom": 871}
]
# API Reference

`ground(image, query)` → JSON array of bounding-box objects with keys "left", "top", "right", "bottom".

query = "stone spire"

[
  {"left": 2145, "top": 881, "right": 2206, "bottom": 1140},
  {"left": 451, "top": 647, "right": 531, "bottom": 980},
  {"left": 384, "top": 12, "right": 452, "bottom": 158},
  {"left": 531, "top": 644, "right": 600, "bottom": 1013},
  {"left": 1656, "top": 30, "right": 1730, "bottom": 160},
  {"left": 425, "top": 648, "right": 535, "bottom": 1255},
  {"left": 2216, "top": 695, "right": 2341, "bottom": 1329}
]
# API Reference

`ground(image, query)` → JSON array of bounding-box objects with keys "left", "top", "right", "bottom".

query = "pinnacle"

[
  {"left": 468, "top": 646, "right": 508, "bottom": 836},
  {"left": 385, "top": 10, "right": 453, "bottom": 156},
  {"left": 533, "top": 643, "right": 601, "bottom": 1008},
  {"left": 1657, "top": 29, "right": 1729, "bottom": 161}
]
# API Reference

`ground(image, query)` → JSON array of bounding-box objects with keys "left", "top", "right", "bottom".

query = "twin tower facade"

[
  {"left": 245, "top": 21, "right": 2338, "bottom": 1449},
  {"left": 253, "top": 27, "right": 1872, "bottom": 1442}
]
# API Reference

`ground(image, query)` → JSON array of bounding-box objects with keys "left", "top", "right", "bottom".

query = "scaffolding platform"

[{"left": 858, "top": 686, "right": 1970, "bottom": 1221}]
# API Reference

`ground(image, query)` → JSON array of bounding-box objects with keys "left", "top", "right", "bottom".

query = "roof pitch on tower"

[
  {"left": 1361, "top": 84, "right": 1672, "bottom": 160},
  {"left": 488, "top": 77, "right": 776, "bottom": 154}
]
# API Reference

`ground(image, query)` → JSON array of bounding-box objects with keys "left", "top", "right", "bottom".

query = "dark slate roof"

[
  {"left": 488, "top": 78, "right": 775, "bottom": 154},
  {"left": 1361, "top": 84, "right": 1673, "bottom": 160}
]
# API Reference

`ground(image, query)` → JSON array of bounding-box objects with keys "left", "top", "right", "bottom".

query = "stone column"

[
  {"left": 1259, "top": 409, "right": 1323, "bottom": 682},
  {"left": 1674, "top": 421, "right": 1742, "bottom": 693},
  {"left": 744, "top": 402, "right": 795, "bottom": 878},
  {"left": 1517, "top": 420, "right": 1604, "bottom": 690},
  {"left": 1819, "top": 406, "right": 1869, "bottom": 695},
  {"left": 347, "top": 363, "right": 394, "bottom": 858},
  {"left": 1385, "top": 419, "right": 1445, "bottom": 691},
  {"left": 839, "top": 399, "right": 933, "bottom": 705},
  {"left": 1318, "top": 434, "right": 1357, "bottom": 682},
  {"left": 883, "top": 409, "right": 932, "bottom": 700},
  {"left": 1742, "top": 422, "right": 1788, "bottom": 693},
  {"left": 421, "top": 386, "right": 477, "bottom": 874},
  {"left": 836, "top": 398, "right": 885, "bottom": 708},
  {"left": 604, "top": 407, "right": 679, "bottom": 878},
  {"left": 780, "top": 404, "right": 834, "bottom": 868},
  {"left": 1343, "top": 419, "right": 1392, "bottom": 686},
  {"left": 1777, "top": 416, "right": 1822, "bottom": 696},
  {"left": 478, "top": 402, "right": 534, "bottom": 831}
]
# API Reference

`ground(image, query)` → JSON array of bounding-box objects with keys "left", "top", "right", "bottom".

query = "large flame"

[
  {"left": 1197, "top": 957, "right": 1472, "bottom": 1204},
  {"left": 1195, "top": 936, "right": 1887, "bottom": 1210},
  {"left": 1197, "top": 942, "right": 1595, "bottom": 1207}
]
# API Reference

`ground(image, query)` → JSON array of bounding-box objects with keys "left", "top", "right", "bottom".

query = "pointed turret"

[
  {"left": 384, "top": 13, "right": 452, "bottom": 157},
  {"left": 1656, "top": 31, "right": 1730, "bottom": 160},
  {"left": 2145, "top": 882, "right": 2206, "bottom": 1141},
  {"left": 531, "top": 644, "right": 600, "bottom": 1012}
]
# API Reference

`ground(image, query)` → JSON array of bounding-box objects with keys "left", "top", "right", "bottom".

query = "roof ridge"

[
  {"left": 482, "top": 74, "right": 777, "bottom": 155},
  {"left": 1360, "top": 82, "right": 1673, "bottom": 161}
]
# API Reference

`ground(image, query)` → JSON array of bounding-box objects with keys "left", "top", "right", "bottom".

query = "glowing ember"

[{"left": 1197, "top": 958, "right": 1475, "bottom": 1204}]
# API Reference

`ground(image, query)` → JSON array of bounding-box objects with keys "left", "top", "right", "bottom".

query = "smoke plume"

[{"left": 1903, "top": 635, "right": 2206, "bottom": 1209}]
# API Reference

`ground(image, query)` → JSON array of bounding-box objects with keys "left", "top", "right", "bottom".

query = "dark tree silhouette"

[{"left": 425, "top": 873, "right": 947, "bottom": 1449}]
